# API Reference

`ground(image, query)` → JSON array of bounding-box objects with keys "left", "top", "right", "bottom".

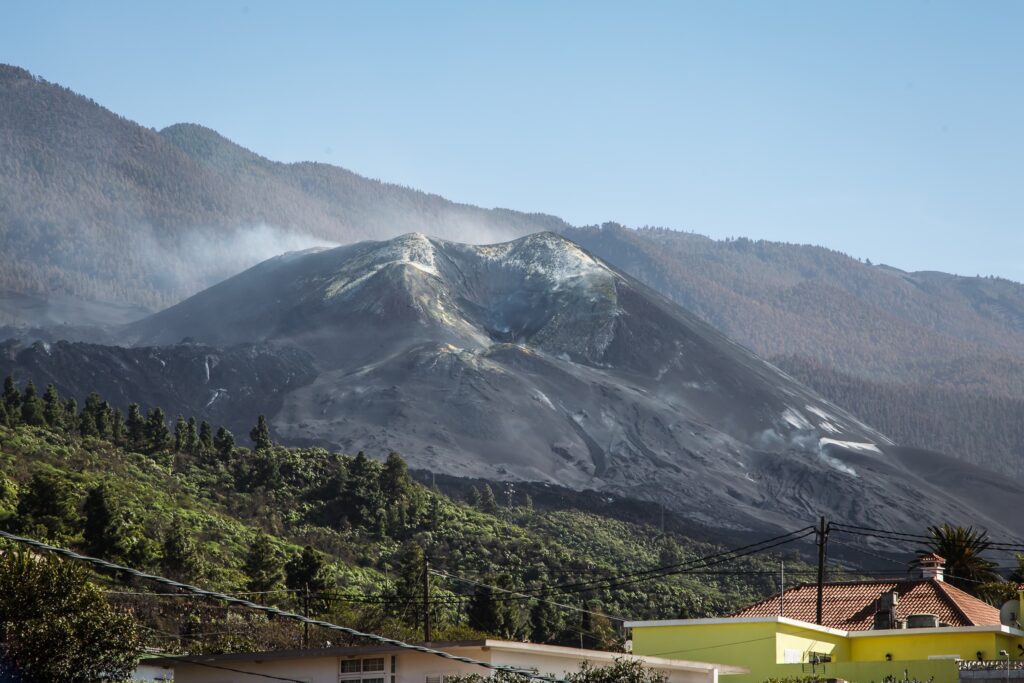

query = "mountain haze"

[{"left": 0, "top": 64, "right": 563, "bottom": 316}]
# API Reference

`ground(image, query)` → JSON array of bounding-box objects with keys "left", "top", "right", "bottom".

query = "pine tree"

[
  {"left": 42, "top": 384, "right": 62, "bottom": 427},
  {"left": 381, "top": 452, "right": 412, "bottom": 501},
  {"left": 173, "top": 415, "right": 187, "bottom": 452},
  {"left": 198, "top": 421, "right": 214, "bottom": 452},
  {"left": 3, "top": 376, "right": 21, "bottom": 419},
  {"left": 126, "top": 403, "right": 145, "bottom": 450},
  {"left": 81, "top": 392, "right": 105, "bottom": 437},
  {"left": 15, "top": 470, "right": 80, "bottom": 542},
  {"left": 250, "top": 414, "right": 272, "bottom": 451},
  {"left": 161, "top": 517, "right": 204, "bottom": 582},
  {"left": 529, "top": 595, "right": 562, "bottom": 643},
  {"left": 244, "top": 531, "right": 284, "bottom": 593},
  {"left": 62, "top": 399, "right": 78, "bottom": 434},
  {"left": 478, "top": 484, "right": 499, "bottom": 515},
  {"left": 185, "top": 417, "right": 199, "bottom": 454},
  {"left": 82, "top": 484, "right": 116, "bottom": 558},
  {"left": 145, "top": 408, "right": 171, "bottom": 452},
  {"left": 110, "top": 409, "right": 125, "bottom": 445},
  {"left": 0, "top": 399, "right": 8, "bottom": 428},
  {"left": 19, "top": 381, "right": 45, "bottom": 426},
  {"left": 284, "top": 545, "right": 331, "bottom": 593},
  {"left": 214, "top": 427, "right": 235, "bottom": 460}
]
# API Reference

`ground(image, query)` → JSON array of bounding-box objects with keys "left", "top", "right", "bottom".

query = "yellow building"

[{"left": 628, "top": 557, "right": 1024, "bottom": 683}]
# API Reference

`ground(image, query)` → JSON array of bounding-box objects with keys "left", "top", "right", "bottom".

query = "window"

[{"left": 340, "top": 658, "right": 390, "bottom": 681}]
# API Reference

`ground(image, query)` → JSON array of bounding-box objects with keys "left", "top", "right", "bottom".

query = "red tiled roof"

[{"left": 732, "top": 580, "right": 1001, "bottom": 630}]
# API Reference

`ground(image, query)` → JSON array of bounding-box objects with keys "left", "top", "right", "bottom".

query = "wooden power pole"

[
  {"left": 423, "top": 554, "right": 432, "bottom": 642},
  {"left": 816, "top": 516, "right": 829, "bottom": 625}
]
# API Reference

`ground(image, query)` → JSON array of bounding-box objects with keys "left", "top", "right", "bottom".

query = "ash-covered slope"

[{"left": 122, "top": 233, "right": 1022, "bottom": 537}]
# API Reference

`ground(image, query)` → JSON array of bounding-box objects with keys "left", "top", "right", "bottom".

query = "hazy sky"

[{"left": 4, "top": 1, "right": 1022, "bottom": 278}]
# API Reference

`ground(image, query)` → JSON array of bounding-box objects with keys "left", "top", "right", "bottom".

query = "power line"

[
  {"left": 488, "top": 527, "right": 816, "bottom": 601},
  {"left": 0, "top": 529, "right": 563, "bottom": 682}
]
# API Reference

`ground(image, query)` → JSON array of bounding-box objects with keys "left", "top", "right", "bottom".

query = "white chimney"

[{"left": 920, "top": 554, "right": 945, "bottom": 582}]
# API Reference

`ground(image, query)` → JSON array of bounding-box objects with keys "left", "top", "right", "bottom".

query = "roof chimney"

[{"left": 920, "top": 554, "right": 945, "bottom": 582}]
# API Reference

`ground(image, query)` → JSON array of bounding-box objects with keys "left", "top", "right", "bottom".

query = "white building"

[{"left": 148, "top": 639, "right": 747, "bottom": 683}]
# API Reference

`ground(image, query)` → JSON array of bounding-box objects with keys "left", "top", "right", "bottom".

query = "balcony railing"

[{"left": 959, "top": 661, "right": 1024, "bottom": 672}]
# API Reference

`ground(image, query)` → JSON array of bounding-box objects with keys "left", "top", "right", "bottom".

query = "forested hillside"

[
  {"left": 0, "top": 65, "right": 564, "bottom": 313},
  {"left": 565, "top": 224, "right": 1024, "bottom": 474},
  {"left": 0, "top": 375, "right": 815, "bottom": 655}
]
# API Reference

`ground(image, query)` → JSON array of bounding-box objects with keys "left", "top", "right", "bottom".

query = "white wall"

[{"left": 169, "top": 645, "right": 719, "bottom": 683}]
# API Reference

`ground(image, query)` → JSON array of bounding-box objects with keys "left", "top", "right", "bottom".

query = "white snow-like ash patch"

[
  {"left": 41, "top": 342, "right": 51, "bottom": 354},
  {"left": 205, "top": 389, "right": 227, "bottom": 408},
  {"left": 805, "top": 404, "right": 836, "bottom": 421},
  {"left": 781, "top": 407, "right": 813, "bottom": 430},
  {"left": 532, "top": 390, "right": 555, "bottom": 410},
  {"left": 819, "top": 451, "right": 859, "bottom": 477},
  {"left": 325, "top": 233, "right": 440, "bottom": 299},
  {"left": 472, "top": 233, "right": 611, "bottom": 288},
  {"left": 819, "top": 438, "right": 882, "bottom": 455},
  {"left": 817, "top": 421, "right": 841, "bottom": 434}
]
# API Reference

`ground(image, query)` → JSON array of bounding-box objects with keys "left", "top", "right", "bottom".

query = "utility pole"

[
  {"left": 422, "top": 554, "right": 432, "bottom": 643},
  {"left": 303, "top": 583, "right": 310, "bottom": 649},
  {"left": 780, "top": 560, "right": 785, "bottom": 617},
  {"left": 816, "top": 516, "right": 829, "bottom": 626}
]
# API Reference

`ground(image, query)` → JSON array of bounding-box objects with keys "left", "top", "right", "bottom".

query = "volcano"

[{"left": 104, "top": 232, "right": 1019, "bottom": 536}]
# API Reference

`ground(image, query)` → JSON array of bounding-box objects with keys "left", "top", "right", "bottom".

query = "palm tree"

[{"left": 914, "top": 524, "right": 1000, "bottom": 594}]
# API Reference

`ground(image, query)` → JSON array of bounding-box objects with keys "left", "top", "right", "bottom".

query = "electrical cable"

[{"left": 0, "top": 529, "right": 563, "bottom": 682}]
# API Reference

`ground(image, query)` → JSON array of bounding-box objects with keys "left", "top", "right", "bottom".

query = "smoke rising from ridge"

[{"left": 137, "top": 224, "right": 340, "bottom": 310}]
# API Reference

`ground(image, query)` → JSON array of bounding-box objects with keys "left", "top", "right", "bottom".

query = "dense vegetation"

[
  {"left": 0, "top": 548, "right": 140, "bottom": 682},
  {"left": 0, "top": 376, "right": 815, "bottom": 656}
]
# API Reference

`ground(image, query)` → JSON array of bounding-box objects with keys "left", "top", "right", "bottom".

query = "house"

[
  {"left": 627, "top": 557, "right": 1024, "bottom": 683},
  {"left": 147, "top": 638, "right": 748, "bottom": 683}
]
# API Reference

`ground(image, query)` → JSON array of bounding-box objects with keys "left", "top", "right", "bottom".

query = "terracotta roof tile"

[{"left": 732, "top": 580, "right": 1001, "bottom": 630}]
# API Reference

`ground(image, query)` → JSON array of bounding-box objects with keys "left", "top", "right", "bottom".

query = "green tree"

[
  {"left": 467, "top": 574, "right": 521, "bottom": 638},
  {"left": 42, "top": 384, "right": 62, "bottom": 427},
  {"left": 20, "top": 381, "right": 45, "bottom": 426},
  {"left": 529, "top": 595, "right": 563, "bottom": 644},
  {"left": 63, "top": 398, "right": 78, "bottom": 434},
  {"left": 245, "top": 531, "right": 284, "bottom": 593},
  {"left": 0, "top": 398, "right": 8, "bottom": 428},
  {"left": 478, "top": 484, "right": 499, "bottom": 515},
  {"left": 173, "top": 414, "right": 187, "bottom": 452},
  {"left": 382, "top": 451, "right": 413, "bottom": 501},
  {"left": 250, "top": 414, "right": 272, "bottom": 451},
  {"left": 14, "top": 470, "right": 80, "bottom": 542},
  {"left": 914, "top": 524, "right": 1000, "bottom": 593},
  {"left": 0, "top": 549, "right": 141, "bottom": 682},
  {"left": 161, "top": 517, "right": 204, "bottom": 582},
  {"left": 3, "top": 375, "right": 21, "bottom": 419},
  {"left": 145, "top": 407, "right": 171, "bottom": 452},
  {"left": 284, "top": 545, "right": 331, "bottom": 593},
  {"left": 214, "top": 427, "right": 235, "bottom": 460},
  {"left": 185, "top": 416, "right": 199, "bottom": 454},
  {"left": 110, "top": 408, "right": 126, "bottom": 445},
  {"left": 198, "top": 420, "right": 214, "bottom": 452},
  {"left": 125, "top": 403, "right": 146, "bottom": 450},
  {"left": 82, "top": 484, "right": 116, "bottom": 558}
]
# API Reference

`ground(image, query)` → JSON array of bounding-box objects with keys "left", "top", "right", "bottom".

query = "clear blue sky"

[{"left": 3, "top": 1, "right": 1022, "bottom": 278}]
